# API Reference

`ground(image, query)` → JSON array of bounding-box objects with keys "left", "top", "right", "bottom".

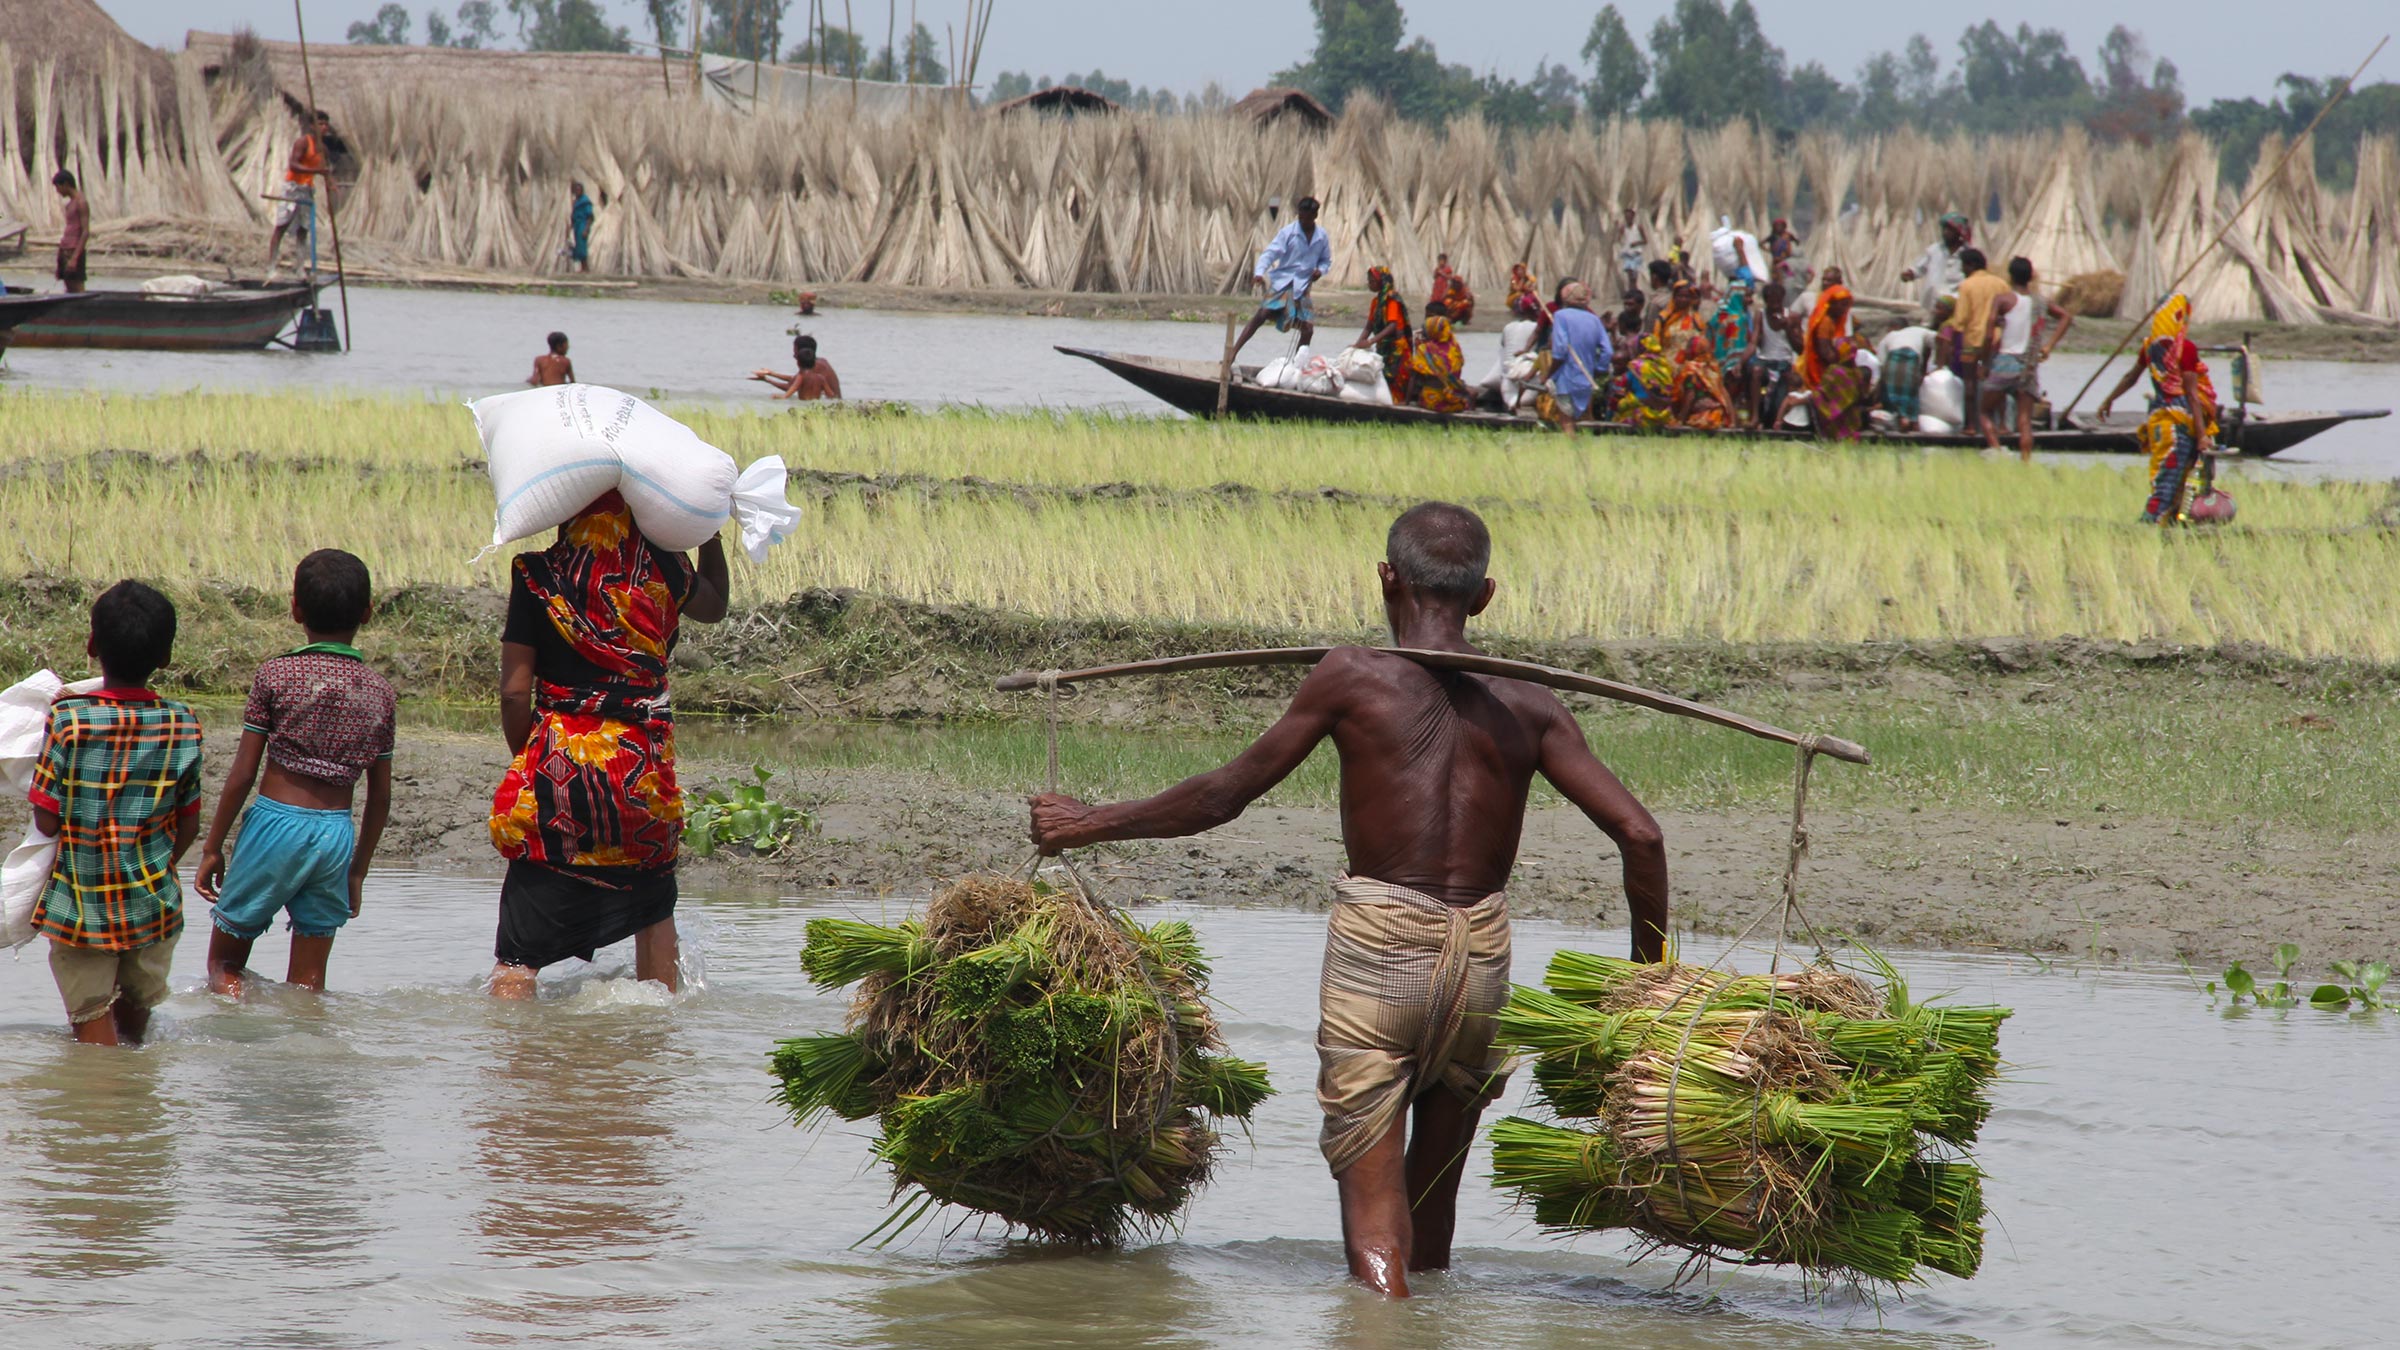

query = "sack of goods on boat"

[
  {"left": 1919, "top": 368, "right": 1966, "bottom": 428},
  {"left": 1710, "top": 220, "right": 1764, "bottom": 279},
  {"left": 771, "top": 875, "right": 1273, "bottom": 1245},
  {"left": 469, "top": 384, "right": 801, "bottom": 560},
  {"left": 1490, "top": 950, "right": 2009, "bottom": 1285},
  {"left": 1334, "top": 347, "right": 1394, "bottom": 405}
]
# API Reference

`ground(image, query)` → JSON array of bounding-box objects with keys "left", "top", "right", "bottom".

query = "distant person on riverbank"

[
  {"left": 1028, "top": 501, "right": 1669, "bottom": 1299},
  {"left": 51, "top": 170, "right": 88, "bottom": 293},
  {"left": 529, "top": 332, "right": 576, "bottom": 387},
  {"left": 750, "top": 334, "right": 841, "bottom": 400},
  {"left": 265, "top": 108, "right": 333, "bottom": 280},
  {"left": 487, "top": 492, "right": 728, "bottom": 997},
  {"left": 1232, "top": 195, "right": 1329, "bottom": 359},
  {"left": 1617, "top": 207, "right": 1646, "bottom": 294},
  {"left": 566, "top": 181, "right": 594, "bottom": 274},
  {"left": 195, "top": 550, "right": 395, "bottom": 997},
  {"left": 28, "top": 582, "right": 203, "bottom": 1047}
]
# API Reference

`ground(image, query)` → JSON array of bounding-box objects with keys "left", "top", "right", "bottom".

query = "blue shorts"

[
  {"left": 1262, "top": 285, "right": 1315, "bottom": 332},
  {"left": 212, "top": 797, "right": 357, "bottom": 940}
]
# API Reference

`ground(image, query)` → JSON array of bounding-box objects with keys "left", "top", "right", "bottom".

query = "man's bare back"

[
  {"left": 529, "top": 352, "right": 574, "bottom": 386},
  {"left": 1027, "top": 502, "right": 1667, "bottom": 1300}
]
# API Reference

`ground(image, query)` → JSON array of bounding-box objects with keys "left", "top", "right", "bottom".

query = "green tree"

[
  {"left": 989, "top": 70, "right": 1034, "bottom": 100},
  {"left": 1642, "top": 0, "right": 1786, "bottom": 128},
  {"left": 903, "top": 22, "right": 945, "bottom": 83},
  {"left": 788, "top": 26, "right": 868, "bottom": 74},
  {"left": 2089, "top": 25, "right": 2182, "bottom": 143},
  {"left": 1478, "top": 62, "right": 1582, "bottom": 131},
  {"left": 346, "top": 3, "right": 413, "bottom": 44},
  {"left": 1781, "top": 60, "right": 1854, "bottom": 131},
  {"left": 703, "top": 0, "right": 792, "bottom": 61},
  {"left": 425, "top": 8, "right": 451, "bottom": 44},
  {"left": 1953, "top": 22, "right": 2090, "bottom": 131},
  {"left": 1276, "top": 0, "right": 1479, "bottom": 122},
  {"left": 1580, "top": 4, "right": 1648, "bottom": 120},
  {"left": 528, "top": 0, "right": 630, "bottom": 52},
  {"left": 451, "top": 0, "right": 499, "bottom": 48},
  {"left": 641, "top": 0, "right": 684, "bottom": 52}
]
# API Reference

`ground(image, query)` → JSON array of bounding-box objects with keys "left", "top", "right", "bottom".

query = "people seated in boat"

[
  {"left": 1671, "top": 334, "right": 1736, "bottom": 430},
  {"left": 1751, "top": 281, "right": 1800, "bottom": 428},
  {"left": 1544, "top": 282, "right": 1611, "bottom": 436},
  {"left": 1478, "top": 292, "right": 1544, "bottom": 412},
  {"left": 2096, "top": 293, "right": 2218, "bottom": 523},
  {"left": 1779, "top": 283, "right": 1871, "bottom": 441},
  {"left": 1641, "top": 260, "right": 1677, "bottom": 332},
  {"left": 528, "top": 331, "right": 575, "bottom": 387},
  {"left": 749, "top": 334, "right": 842, "bottom": 400},
  {"left": 1407, "top": 314, "right": 1473, "bottom": 413},
  {"left": 1359, "top": 267, "right": 1414, "bottom": 399},
  {"left": 1427, "top": 254, "right": 1475, "bottom": 327},
  {"left": 1232, "top": 195, "right": 1329, "bottom": 359},
  {"left": 1875, "top": 321, "right": 1937, "bottom": 432},
  {"left": 1708, "top": 283, "right": 1758, "bottom": 428},
  {"left": 1504, "top": 263, "right": 1539, "bottom": 317},
  {"left": 1615, "top": 336, "right": 1676, "bottom": 431},
  {"left": 1650, "top": 280, "right": 1705, "bottom": 356}
]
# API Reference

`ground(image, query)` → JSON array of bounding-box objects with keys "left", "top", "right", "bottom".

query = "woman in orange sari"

[
  {"left": 487, "top": 491, "right": 729, "bottom": 997},
  {"left": 1358, "top": 266, "right": 1414, "bottom": 398},
  {"left": 1649, "top": 280, "right": 1704, "bottom": 356},
  {"left": 1505, "top": 263, "right": 1539, "bottom": 317},
  {"left": 1407, "top": 314, "right": 1473, "bottom": 413},
  {"left": 1790, "top": 284, "right": 1871, "bottom": 440}
]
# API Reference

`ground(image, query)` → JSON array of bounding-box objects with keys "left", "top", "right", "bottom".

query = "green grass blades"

[
  {"left": 799, "top": 917, "right": 931, "bottom": 990},
  {"left": 1492, "top": 950, "right": 2008, "bottom": 1287},
  {"left": 767, "top": 877, "right": 1272, "bottom": 1247}
]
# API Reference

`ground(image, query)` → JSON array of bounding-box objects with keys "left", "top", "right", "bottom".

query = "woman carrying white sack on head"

[{"left": 466, "top": 384, "right": 803, "bottom": 998}]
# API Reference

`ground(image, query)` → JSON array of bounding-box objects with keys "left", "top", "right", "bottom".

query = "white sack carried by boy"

[
  {"left": 469, "top": 384, "right": 800, "bottom": 562},
  {"left": 1, "top": 671, "right": 101, "bottom": 949}
]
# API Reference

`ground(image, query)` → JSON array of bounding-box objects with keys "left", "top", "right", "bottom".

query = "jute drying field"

[{"left": 6, "top": 389, "right": 2398, "bottom": 660}]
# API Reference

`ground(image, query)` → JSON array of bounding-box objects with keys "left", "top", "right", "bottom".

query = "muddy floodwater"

[
  {"left": 1, "top": 873, "right": 2388, "bottom": 1348},
  {"left": 3, "top": 284, "right": 2394, "bottom": 481}
]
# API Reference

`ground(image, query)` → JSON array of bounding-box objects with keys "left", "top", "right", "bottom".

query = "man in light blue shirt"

[
  {"left": 1233, "top": 195, "right": 1329, "bottom": 358},
  {"left": 1547, "top": 281, "right": 1611, "bottom": 434}
]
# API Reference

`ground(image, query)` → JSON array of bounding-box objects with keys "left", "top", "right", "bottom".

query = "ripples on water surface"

[
  {"left": 1, "top": 284, "right": 2392, "bottom": 480},
  {"left": 0, "top": 873, "right": 2389, "bottom": 1348}
]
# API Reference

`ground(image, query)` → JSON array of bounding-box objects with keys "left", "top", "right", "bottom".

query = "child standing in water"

[
  {"left": 197, "top": 550, "right": 396, "bottom": 995},
  {"left": 528, "top": 332, "right": 575, "bottom": 387},
  {"left": 30, "top": 582, "right": 204, "bottom": 1045}
]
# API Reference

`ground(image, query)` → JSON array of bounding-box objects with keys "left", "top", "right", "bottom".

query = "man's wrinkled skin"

[{"left": 1030, "top": 549, "right": 1668, "bottom": 1297}]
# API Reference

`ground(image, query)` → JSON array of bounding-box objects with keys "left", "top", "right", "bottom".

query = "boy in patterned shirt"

[
  {"left": 29, "top": 581, "right": 204, "bottom": 1046},
  {"left": 196, "top": 550, "right": 396, "bottom": 995}
]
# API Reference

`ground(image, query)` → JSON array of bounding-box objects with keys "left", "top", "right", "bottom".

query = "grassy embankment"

[{"left": 2, "top": 388, "right": 2397, "bottom": 830}]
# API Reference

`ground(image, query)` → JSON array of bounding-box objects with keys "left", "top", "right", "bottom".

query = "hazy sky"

[{"left": 98, "top": 0, "right": 2385, "bottom": 106}]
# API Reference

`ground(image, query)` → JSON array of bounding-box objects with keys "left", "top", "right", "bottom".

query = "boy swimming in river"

[
  {"left": 529, "top": 332, "right": 575, "bottom": 387},
  {"left": 196, "top": 550, "right": 396, "bottom": 995}
]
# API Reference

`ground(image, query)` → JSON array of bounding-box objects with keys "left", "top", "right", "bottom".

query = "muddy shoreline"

[{"left": 4, "top": 722, "right": 2375, "bottom": 974}]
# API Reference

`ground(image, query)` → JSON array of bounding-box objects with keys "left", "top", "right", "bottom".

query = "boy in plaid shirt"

[{"left": 28, "top": 581, "right": 203, "bottom": 1046}]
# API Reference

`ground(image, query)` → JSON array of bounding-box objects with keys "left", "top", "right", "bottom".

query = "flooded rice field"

[
  {"left": 1, "top": 872, "right": 2389, "bottom": 1349},
  {"left": 2, "top": 284, "right": 2394, "bottom": 481}
]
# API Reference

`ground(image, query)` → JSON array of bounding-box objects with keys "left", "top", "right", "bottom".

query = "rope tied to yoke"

[{"left": 1654, "top": 733, "right": 1835, "bottom": 1239}]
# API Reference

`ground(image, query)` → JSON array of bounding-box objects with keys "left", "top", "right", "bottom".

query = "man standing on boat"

[
  {"left": 51, "top": 170, "right": 88, "bottom": 294},
  {"left": 1548, "top": 281, "right": 1611, "bottom": 434},
  {"left": 1232, "top": 196, "right": 1329, "bottom": 360},
  {"left": 265, "top": 108, "right": 333, "bottom": 281},
  {"left": 1028, "top": 501, "right": 1669, "bottom": 1300}
]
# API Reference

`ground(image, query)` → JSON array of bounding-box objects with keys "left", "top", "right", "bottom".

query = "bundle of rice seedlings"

[
  {"left": 1490, "top": 949, "right": 2008, "bottom": 1287},
  {"left": 770, "top": 875, "right": 1271, "bottom": 1246}
]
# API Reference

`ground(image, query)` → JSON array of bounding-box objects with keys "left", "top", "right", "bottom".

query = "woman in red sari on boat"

[
  {"left": 1670, "top": 332, "right": 1736, "bottom": 430},
  {"left": 487, "top": 491, "right": 729, "bottom": 997},
  {"left": 1505, "top": 263, "right": 1539, "bottom": 318}
]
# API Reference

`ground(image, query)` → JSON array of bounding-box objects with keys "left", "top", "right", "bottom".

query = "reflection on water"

[
  {"left": 0, "top": 873, "right": 2393, "bottom": 1348},
  {"left": 7, "top": 1047, "right": 179, "bottom": 1280}
]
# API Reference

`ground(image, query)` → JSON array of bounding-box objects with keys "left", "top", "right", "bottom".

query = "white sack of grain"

[
  {"left": 0, "top": 671, "right": 101, "bottom": 949},
  {"left": 470, "top": 385, "right": 799, "bottom": 558},
  {"left": 1917, "top": 414, "right": 1958, "bottom": 434},
  {"left": 1710, "top": 219, "right": 1763, "bottom": 279},
  {"left": 1333, "top": 347, "right": 1394, "bottom": 405},
  {"left": 1255, "top": 356, "right": 1293, "bottom": 388},
  {"left": 1292, "top": 353, "right": 1340, "bottom": 396},
  {"left": 1920, "top": 368, "right": 1966, "bottom": 427}
]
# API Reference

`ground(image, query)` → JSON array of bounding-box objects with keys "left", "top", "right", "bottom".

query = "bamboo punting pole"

[
  {"left": 997, "top": 648, "right": 1871, "bottom": 765},
  {"left": 291, "top": 0, "right": 351, "bottom": 352},
  {"left": 2061, "top": 34, "right": 2386, "bottom": 418},
  {"left": 1215, "top": 314, "right": 1235, "bottom": 413}
]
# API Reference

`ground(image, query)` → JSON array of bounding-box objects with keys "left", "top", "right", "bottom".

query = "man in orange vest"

[{"left": 266, "top": 108, "right": 333, "bottom": 280}]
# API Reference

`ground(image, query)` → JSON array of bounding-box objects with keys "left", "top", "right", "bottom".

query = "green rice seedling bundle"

[
  {"left": 1490, "top": 950, "right": 2008, "bottom": 1285},
  {"left": 769, "top": 876, "right": 1271, "bottom": 1246}
]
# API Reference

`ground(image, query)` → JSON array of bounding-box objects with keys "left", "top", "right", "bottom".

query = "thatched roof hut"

[
  {"left": 4, "top": 0, "right": 174, "bottom": 97},
  {"left": 1232, "top": 87, "right": 1332, "bottom": 132},
  {"left": 182, "top": 30, "right": 669, "bottom": 111},
  {"left": 992, "top": 85, "right": 1120, "bottom": 117}
]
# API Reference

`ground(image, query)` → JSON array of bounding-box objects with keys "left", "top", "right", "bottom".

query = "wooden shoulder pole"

[
  {"left": 1215, "top": 314, "right": 1237, "bottom": 414},
  {"left": 997, "top": 646, "right": 1870, "bottom": 765}
]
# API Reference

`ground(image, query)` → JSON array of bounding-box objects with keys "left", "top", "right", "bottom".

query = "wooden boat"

[
  {"left": 1059, "top": 347, "right": 2389, "bottom": 458},
  {"left": 0, "top": 283, "right": 316, "bottom": 353},
  {"left": 0, "top": 291, "right": 99, "bottom": 338}
]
